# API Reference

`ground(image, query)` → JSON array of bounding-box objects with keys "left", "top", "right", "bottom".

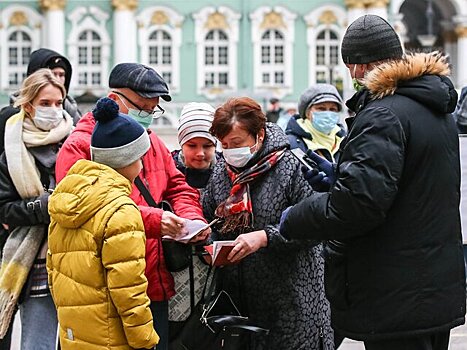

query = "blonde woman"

[{"left": 0, "top": 68, "right": 73, "bottom": 349}]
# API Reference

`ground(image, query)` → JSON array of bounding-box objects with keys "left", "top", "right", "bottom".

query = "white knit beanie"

[{"left": 178, "top": 102, "right": 216, "bottom": 146}]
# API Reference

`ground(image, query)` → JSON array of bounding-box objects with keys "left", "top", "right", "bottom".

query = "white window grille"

[
  {"left": 259, "top": 29, "right": 285, "bottom": 86},
  {"left": 193, "top": 6, "right": 240, "bottom": 99},
  {"left": 148, "top": 29, "right": 173, "bottom": 85},
  {"left": 315, "top": 29, "right": 341, "bottom": 86},
  {"left": 7, "top": 30, "right": 31, "bottom": 88},
  {"left": 136, "top": 7, "right": 184, "bottom": 94},
  {"left": 76, "top": 30, "right": 102, "bottom": 88},
  {"left": 250, "top": 6, "right": 296, "bottom": 98},
  {"left": 204, "top": 29, "right": 229, "bottom": 88}
]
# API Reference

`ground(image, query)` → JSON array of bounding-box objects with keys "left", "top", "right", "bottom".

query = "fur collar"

[{"left": 364, "top": 52, "right": 450, "bottom": 99}]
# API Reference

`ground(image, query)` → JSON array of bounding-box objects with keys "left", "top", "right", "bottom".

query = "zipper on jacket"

[{"left": 319, "top": 326, "right": 324, "bottom": 350}]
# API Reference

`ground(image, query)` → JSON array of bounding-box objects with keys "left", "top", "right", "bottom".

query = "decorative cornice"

[
  {"left": 456, "top": 25, "right": 467, "bottom": 38},
  {"left": 112, "top": 0, "right": 138, "bottom": 11},
  {"left": 205, "top": 11, "right": 228, "bottom": 30},
  {"left": 208, "top": 87, "right": 224, "bottom": 95},
  {"left": 260, "top": 11, "right": 286, "bottom": 29},
  {"left": 443, "top": 30, "right": 457, "bottom": 43},
  {"left": 151, "top": 10, "right": 169, "bottom": 25},
  {"left": 39, "top": 0, "right": 66, "bottom": 11},
  {"left": 368, "top": 0, "right": 390, "bottom": 7},
  {"left": 344, "top": 0, "right": 366, "bottom": 9},
  {"left": 319, "top": 10, "right": 337, "bottom": 25},
  {"left": 10, "top": 11, "right": 28, "bottom": 26}
]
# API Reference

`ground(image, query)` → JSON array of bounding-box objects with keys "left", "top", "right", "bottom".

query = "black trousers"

[{"left": 364, "top": 331, "right": 450, "bottom": 350}]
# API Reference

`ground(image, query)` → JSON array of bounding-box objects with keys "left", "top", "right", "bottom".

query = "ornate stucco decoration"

[
  {"left": 455, "top": 25, "right": 467, "bottom": 38},
  {"left": 39, "top": 0, "right": 66, "bottom": 11},
  {"left": 151, "top": 10, "right": 169, "bottom": 25},
  {"left": 344, "top": 0, "right": 366, "bottom": 9},
  {"left": 319, "top": 10, "right": 337, "bottom": 25},
  {"left": 10, "top": 11, "right": 28, "bottom": 26},
  {"left": 443, "top": 30, "right": 457, "bottom": 43},
  {"left": 260, "top": 11, "right": 286, "bottom": 29},
  {"left": 205, "top": 11, "right": 228, "bottom": 30},
  {"left": 112, "top": 0, "right": 138, "bottom": 11}
]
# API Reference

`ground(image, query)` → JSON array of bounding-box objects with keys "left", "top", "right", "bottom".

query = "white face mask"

[
  {"left": 222, "top": 138, "right": 258, "bottom": 168},
  {"left": 32, "top": 106, "right": 63, "bottom": 131}
]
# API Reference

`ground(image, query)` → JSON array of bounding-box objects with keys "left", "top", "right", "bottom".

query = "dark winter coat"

[
  {"left": 202, "top": 123, "right": 334, "bottom": 350},
  {"left": 285, "top": 114, "right": 346, "bottom": 162},
  {"left": 281, "top": 53, "right": 466, "bottom": 340}
]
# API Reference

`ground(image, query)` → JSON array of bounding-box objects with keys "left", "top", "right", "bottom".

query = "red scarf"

[{"left": 215, "top": 148, "right": 286, "bottom": 234}]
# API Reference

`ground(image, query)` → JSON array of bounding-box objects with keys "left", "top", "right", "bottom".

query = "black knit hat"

[
  {"left": 341, "top": 15, "right": 403, "bottom": 64},
  {"left": 91, "top": 97, "right": 150, "bottom": 169}
]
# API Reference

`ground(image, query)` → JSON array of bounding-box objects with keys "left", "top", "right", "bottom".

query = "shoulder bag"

[{"left": 134, "top": 176, "right": 191, "bottom": 272}]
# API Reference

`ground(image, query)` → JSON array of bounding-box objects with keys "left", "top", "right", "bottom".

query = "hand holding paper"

[{"left": 162, "top": 218, "right": 218, "bottom": 243}]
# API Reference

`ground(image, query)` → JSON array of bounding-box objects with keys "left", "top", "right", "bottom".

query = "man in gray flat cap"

[
  {"left": 56, "top": 63, "right": 209, "bottom": 350},
  {"left": 280, "top": 14, "right": 465, "bottom": 350}
]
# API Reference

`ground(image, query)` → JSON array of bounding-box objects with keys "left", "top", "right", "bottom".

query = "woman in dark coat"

[
  {"left": 202, "top": 97, "right": 333, "bottom": 350},
  {"left": 0, "top": 69, "right": 73, "bottom": 349}
]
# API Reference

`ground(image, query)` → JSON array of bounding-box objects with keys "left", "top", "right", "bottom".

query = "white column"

[
  {"left": 40, "top": 0, "right": 66, "bottom": 53},
  {"left": 347, "top": 7, "right": 366, "bottom": 25},
  {"left": 457, "top": 26, "right": 467, "bottom": 87},
  {"left": 112, "top": 1, "right": 137, "bottom": 64},
  {"left": 366, "top": 6, "right": 388, "bottom": 20},
  {"left": 44, "top": 9, "right": 65, "bottom": 53}
]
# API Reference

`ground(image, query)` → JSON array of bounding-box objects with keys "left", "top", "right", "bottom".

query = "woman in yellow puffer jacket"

[{"left": 47, "top": 98, "right": 158, "bottom": 349}]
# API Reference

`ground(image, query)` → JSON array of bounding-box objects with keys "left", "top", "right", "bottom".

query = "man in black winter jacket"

[{"left": 280, "top": 14, "right": 465, "bottom": 350}]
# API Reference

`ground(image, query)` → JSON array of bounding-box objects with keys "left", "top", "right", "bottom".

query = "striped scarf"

[
  {"left": 0, "top": 109, "right": 71, "bottom": 338},
  {"left": 215, "top": 148, "right": 286, "bottom": 234}
]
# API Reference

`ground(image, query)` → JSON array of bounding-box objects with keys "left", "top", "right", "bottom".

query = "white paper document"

[{"left": 162, "top": 218, "right": 218, "bottom": 243}]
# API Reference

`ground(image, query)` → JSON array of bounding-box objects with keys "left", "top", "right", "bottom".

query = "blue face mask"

[
  {"left": 312, "top": 111, "right": 340, "bottom": 134},
  {"left": 127, "top": 109, "right": 153, "bottom": 130}
]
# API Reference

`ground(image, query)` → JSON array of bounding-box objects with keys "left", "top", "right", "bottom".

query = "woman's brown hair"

[{"left": 210, "top": 97, "right": 266, "bottom": 139}]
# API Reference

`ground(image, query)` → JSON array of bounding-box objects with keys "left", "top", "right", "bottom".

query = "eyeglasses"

[{"left": 112, "top": 91, "right": 165, "bottom": 119}]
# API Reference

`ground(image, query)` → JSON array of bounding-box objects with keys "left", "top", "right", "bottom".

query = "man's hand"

[
  {"left": 227, "top": 230, "right": 268, "bottom": 263},
  {"left": 161, "top": 211, "right": 188, "bottom": 237},
  {"left": 189, "top": 227, "right": 211, "bottom": 243},
  {"left": 302, "top": 150, "right": 336, "bottom": 191}
]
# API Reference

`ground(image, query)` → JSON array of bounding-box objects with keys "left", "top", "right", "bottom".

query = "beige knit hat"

[{"left": 178, "top": 102, "right": 216, "bottom": 146}]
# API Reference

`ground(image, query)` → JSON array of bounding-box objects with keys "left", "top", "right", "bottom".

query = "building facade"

[{"left": 0, "top": 0, "right": 466, "bottom": 147}]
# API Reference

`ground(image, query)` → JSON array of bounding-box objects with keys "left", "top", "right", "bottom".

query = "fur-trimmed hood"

[{"left": 360, "top": 52, "right": 458, "bottom": 114}]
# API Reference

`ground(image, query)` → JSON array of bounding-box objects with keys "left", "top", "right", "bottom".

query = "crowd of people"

[{"left": 0, "top": 14, "right": 465, "bottom": 350}]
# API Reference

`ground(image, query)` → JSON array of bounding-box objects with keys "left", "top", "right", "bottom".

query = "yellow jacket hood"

[{"left": 49, "top": 159, "right": 132, "bottom": 229}]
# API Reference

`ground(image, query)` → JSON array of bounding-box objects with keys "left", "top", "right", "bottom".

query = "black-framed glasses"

[{"left": 112, "top": 91, "right": 165, "bottom": 119}]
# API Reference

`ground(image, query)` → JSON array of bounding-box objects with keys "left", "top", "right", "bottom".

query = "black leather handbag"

[
  {"left": 134, "top": 177, "right": 192, "bottom": 272},
  {"left": 170, "top": 267, "right": 269, "bottom": 350}
]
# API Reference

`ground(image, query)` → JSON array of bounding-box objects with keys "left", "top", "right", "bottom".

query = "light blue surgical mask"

[
  {"left": 127, "top": 109, "right": 153, "bottom": 130},
  {"left": 312, "top": 111, "right": 340, "bottom": 134},
  {"left": 117, "top": 95, "right": 153, "bottom": 130}
]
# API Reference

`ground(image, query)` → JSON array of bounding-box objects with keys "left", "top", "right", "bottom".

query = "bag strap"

[
  {"left": 188, "top": 249, "right": 195, "bottom": 312},
  {"left": 207, "top": 315, "right": 270, "bottom": 335},
  {"left": 135, "top": 177, "right": 158, "bottom": 208}
]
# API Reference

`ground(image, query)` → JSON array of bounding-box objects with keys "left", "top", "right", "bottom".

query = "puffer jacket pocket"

[{"left": 323, "top": 241, "right": 349, "bottom": 310}]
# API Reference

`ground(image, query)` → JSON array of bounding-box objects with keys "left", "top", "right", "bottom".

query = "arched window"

[
  {"left": 204, "top": 29, "right": 229, "bottom": 88},
  {"left": 148, "top": 29, "right": 173, "bottom": 85},
  {"left": 250, "top": 6, "right": 296, "bottom": 97},
  {"left": 7, "top": 30, "right": 31, "bottom": 87},
  {"left": 193, "top": 6, "right": 240, "bottom": 98},
  {"left": 136, "top": 7, "right": 184, "bottom": 93},
  {"left": 260, "top": 29, "right": 285, "bottom": 86},
  {"left": 315, "top": 28, "right": 341, "bottom": 88},
  {"left": 77, "top": 30, "right": 102, "bottom": 88}
]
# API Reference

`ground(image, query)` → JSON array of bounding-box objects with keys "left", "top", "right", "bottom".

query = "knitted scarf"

[
  {"left": 215, "top": 148, "right": 286, "bottom": 234},
  {"left": 0, "top": 109, "right": 72, "bottom": 338}
]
